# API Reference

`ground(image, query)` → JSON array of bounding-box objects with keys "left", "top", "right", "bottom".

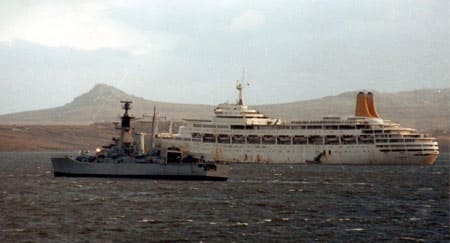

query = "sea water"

[{"left": 0, "top": 152, "right": 448, "bottom": 242}]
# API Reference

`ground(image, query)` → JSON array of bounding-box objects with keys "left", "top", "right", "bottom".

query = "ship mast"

[
  {"left": 150, "top": 106, "right": 156, "bottom": 150},
  {"left": 119, "top": 101, "right": 134, "bottom": 147},
  {"left": 236, "top": 69, "right": 248, "bottom": 106}
]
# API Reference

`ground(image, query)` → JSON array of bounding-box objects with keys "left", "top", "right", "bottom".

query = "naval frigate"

[{"left": 51, "top": 101, "right": 229, "bottom": 180}]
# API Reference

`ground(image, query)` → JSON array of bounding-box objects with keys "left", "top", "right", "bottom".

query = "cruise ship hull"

[
  {"left": 155, "top": 88, "right": 439, "bottom": 165},
  {"left": 161, "top": 141, "right": 439, "bottom": 165},
  {"left": 52, "top": 157, "right": 229, "bottom": 181}
]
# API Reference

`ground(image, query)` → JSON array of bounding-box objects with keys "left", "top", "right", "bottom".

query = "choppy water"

[{"left": 0, "top": 152, "right": 448, "bottom": 242}]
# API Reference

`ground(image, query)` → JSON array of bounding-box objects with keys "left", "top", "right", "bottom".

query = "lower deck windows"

[
  {"left": 308, "top": 135, "right": 323, "bottom": 145},
  {"left": 277, "top": 135, "right": 291, "bottom": 144},
  {"left": 262, "top": 135, "right": 276, "bottom": 144},
  {"left": 190, "top": 133, "right": 434, "bottom": 149},
  {"left": 359, "top": 135, "right": 374, "bottom": 144},
  {"left": 293, "top": 136, "right": 307, "bottom": 144},
  {"left": 324, "top": 135, "right": 339, "bottom": 145},
  {"left": 203, "top": 134, "right": 216, "bottom": 143},
  {"left": 232, "top": 135, "right": 245, "bottom": 144},
  {"left": 246, "top": 135, "right": 261, "bottom": 144},
  {"left": 341, "top": 135, "right": 357, "bottom": 144},
  {"left": 217, "top": 134, "right": 230, "bottom": 144}
]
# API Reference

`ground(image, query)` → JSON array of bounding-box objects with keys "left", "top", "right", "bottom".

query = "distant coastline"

[
  {"left": 0, "top": 85, "right": 448, "bottom": 134},
  {"left": 1, "top": 85, "right": 448, "bottom": 154}
]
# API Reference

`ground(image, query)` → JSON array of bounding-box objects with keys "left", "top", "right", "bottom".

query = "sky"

[{"left": 0, "top": 0, "right": 448, "bottom": 114}]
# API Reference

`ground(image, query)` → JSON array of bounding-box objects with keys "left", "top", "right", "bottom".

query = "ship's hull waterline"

[
  {"left": 159, "top": 141, "right": 439, "bottom": 165},
  {"left": 52, "top": 158, "right": 229, "bottom": 181}
]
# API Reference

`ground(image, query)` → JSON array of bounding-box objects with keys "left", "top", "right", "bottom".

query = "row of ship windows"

[
  {"left": 192, "top": 124, "right": 376, "bottom": 130},
  {"left": 194, "top": 124, "right": 229, "bottom": 128},
  {"left": 174, "top": 134, "right": 428, "bottom": 145},
  {"left": 376, "top": 144, "right": 436, "bottom": 148},
  {"left": 380, "top": 149, "right": 437, "bottom": 152},
  {"left": 191, "top": 124, "right": 416, "bottom": 135}
]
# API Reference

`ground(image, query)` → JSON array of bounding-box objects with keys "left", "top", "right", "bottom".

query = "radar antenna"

[
  {"left": 120, "top": 101, "right": 132, "bottom": 115},
  {"left": 119, "top": 101, "right": 134, "bottom": 131}
]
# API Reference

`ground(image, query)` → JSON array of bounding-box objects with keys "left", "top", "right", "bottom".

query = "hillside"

[
  {"left": 0, "top": 123, "right": 116, "bottom": 151},
  {"left": 0, "top": 84, "right": 212, "bottom": 124},
  {"left": 257, "top": 89, "right": 450, "bottom": 132},
  {"left": 0, "top": 84, "right": 448, "bottom": 133},
  {"left": 0, "top": 84, "right": 448, "bottom": 152}
]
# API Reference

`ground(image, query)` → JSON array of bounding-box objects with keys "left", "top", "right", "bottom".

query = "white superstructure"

[{"left": 156, "top": 84, "right": 439, "bottom": 165}]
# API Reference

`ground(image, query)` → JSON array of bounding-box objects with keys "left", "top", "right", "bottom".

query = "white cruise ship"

[{"left": 155, "top": 83, "right": 439, "bottom": 165}]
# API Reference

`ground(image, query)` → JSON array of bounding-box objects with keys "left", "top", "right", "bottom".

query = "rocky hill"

[
  {"left": 0, "top": 84, "right": 448, "bottom": 133},
  {"left": 0, "top": 84, "right": 212, "bottom": 124},
  {"left": 256, "top": 89, "right": 450, "bottom": 133}
]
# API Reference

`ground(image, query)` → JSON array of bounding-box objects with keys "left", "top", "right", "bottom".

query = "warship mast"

[{"left": 119, "top": 101, "right": 134, "bottom": 149}]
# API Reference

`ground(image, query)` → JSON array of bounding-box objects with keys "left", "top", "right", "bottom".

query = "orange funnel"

[
  {"left": 355, "top": 92, "right": 371, "bottom": 117},
  {"left": 366, "top": 92, "right": 379, "bottom": 118}
]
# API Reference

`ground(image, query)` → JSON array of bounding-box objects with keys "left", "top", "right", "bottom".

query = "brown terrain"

[
  {"left": 0, "top": 123, "right": 117, "bottom": 152},
  {"left": 0, "top": 120, "right": 175, "bottom": 152},
  {"left": 0, "top": 124, "right": 447, "bottom": 152},
  {"left": 0, "top": 84, "right": 448, "bottom": 152}
]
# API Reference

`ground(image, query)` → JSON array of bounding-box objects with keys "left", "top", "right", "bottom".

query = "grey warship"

[{"left": 51, "top": 101, "right": 229, "bottom": 181}]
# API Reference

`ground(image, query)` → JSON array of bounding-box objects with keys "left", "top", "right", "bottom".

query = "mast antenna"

[
  {"left": 236, "top": 68, "right": 249, "bottom": 105},
  {"left": 150, "top": 106, "right": 156, "bottom": 150}
]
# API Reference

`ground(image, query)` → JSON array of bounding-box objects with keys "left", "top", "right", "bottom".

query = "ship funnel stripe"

[
  {"left": 355, "top": 91, "right": 380, "bottom": 118},
  {"left": 366, "top": 92, "right": 380, "bottom": 118},
  {"left": 355, "top": 92, "right": 371, "bottom": 117}
]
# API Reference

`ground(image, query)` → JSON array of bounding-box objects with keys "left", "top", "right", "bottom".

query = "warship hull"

[{"left": 52, "top": 157, "right": 229, "bottom": 181}]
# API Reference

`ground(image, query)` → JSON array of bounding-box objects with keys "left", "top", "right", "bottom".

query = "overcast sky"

[{"left": 0, "top": 0, "right": 448, "bottom": 114}]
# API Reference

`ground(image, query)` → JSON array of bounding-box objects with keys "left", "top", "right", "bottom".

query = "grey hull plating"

[{"left": 52, "top": 157, "right": 229, "bottom": 181}]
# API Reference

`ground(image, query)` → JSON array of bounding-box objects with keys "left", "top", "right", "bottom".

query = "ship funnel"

[
  {"left": 355, "top": 92, "right": 372, "bottom": 117},
  {"left": 366, "top": 92, "right": 380, "bottom": 118}
]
